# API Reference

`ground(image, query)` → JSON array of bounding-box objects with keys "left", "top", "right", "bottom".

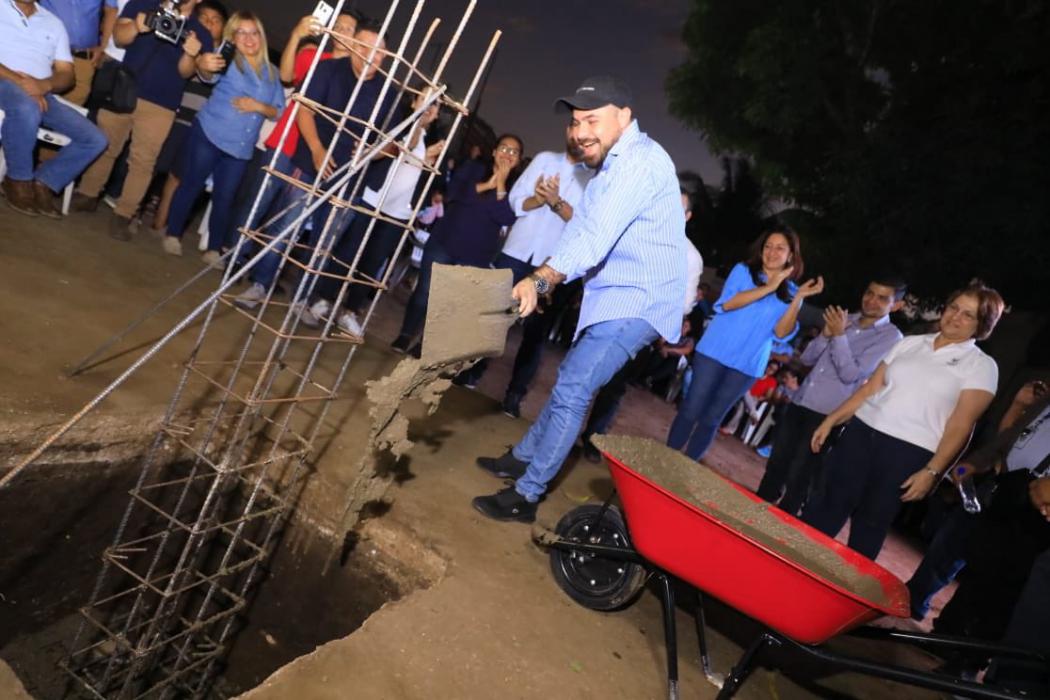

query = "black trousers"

[
  {"left": 756, "top": 403, "right": 827, "bottom": 516},
  {"left": 802, "top": 418, "right": 933, "bottom": 560}
]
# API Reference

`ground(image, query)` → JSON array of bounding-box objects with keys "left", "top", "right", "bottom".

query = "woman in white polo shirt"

[{"left": 802, "top": 281, "right": 1005, "bottom": 560}]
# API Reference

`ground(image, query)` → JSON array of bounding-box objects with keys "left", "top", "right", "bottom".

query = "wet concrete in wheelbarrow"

[{"left": 593, "top": 435, "right": 894, "bottom": 608}]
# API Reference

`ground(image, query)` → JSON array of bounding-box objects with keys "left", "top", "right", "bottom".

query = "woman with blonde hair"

[{"left": 162, "top": 11, "right": 285, "bottom": 266}]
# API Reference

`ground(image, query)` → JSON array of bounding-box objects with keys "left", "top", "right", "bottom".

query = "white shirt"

[
  {"left": 362, "top": 130, "right": 427, "bottom": 221},
  {"left": 683, "top": 241, "right": 703, "bottom": 313},
  {"left": 501, "top": 150, "right": 592, "bottom": 265},
  {"left": 0, "top": 0, "right": 71, "bottom": 79},
  {"left": 856, "top": 333, "right": 999, "bottom": 452},
  {"left": 103, "top": 0, "right": 131, "bottom": 61},
  {"left": 1007, "top": 405, "right": 1050, "bottom": 475}
]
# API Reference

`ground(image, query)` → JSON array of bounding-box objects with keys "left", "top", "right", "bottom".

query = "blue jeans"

[
  {"left": 583, "top": 360, "right": 634, "bottom": 438},
  {"left": 0, "top": 80, "right": 106, "bottom": 191},
  {"left": 666, "top": 353, "right": 755, "bottom": 460},
  {"left": 315, "top": 212, "right": 406, "bottom": 311},
  {"left": 513, "top": 318, "right": 658, "bottom": 502},
  {"left": 905, "top": 505, "right": 976, "bottom": 618},
  {"left": 166, "top": 120, "right": 249, "bottom": 251},
  {"left": 398, "top": 236, "right": 457, "bottom": 339},
  {"left": 802, "top": 418, "right": 932, "bottom": 560},
  {"left": 248, "top": 167, "right": 354, "bottom": 292},
  {"left": 230, "top": 147, "right": 294, "bottom": 253}
]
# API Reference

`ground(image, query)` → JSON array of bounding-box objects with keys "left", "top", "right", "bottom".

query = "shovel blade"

[{"left": 421, "top": 263, "right": 516, "bottom": 366}]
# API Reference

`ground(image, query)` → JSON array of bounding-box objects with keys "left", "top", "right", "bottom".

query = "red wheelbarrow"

[{"left": 535, "top": 436, "right": 1047, "bottom": 699}]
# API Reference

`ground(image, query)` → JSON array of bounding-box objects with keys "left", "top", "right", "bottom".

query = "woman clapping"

[{"left": 667, "top": 226, "right": 823, "bottom": 460}]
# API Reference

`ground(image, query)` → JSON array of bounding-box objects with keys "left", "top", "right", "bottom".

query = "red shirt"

[
  {"left": 749, "top": 376, "right": 777, "bottom": 399},
  {"left": 265, "top": 48, "right": 333, "bottom": 157}
]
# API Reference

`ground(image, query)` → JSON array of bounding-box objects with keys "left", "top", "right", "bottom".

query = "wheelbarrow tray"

[{"left": 598, "top": 437, "right": 910, "bottom": 645}]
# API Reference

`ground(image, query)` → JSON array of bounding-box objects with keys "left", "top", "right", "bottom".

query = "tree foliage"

[{"left": 668, "top": 0, "right": 1050, "bottom": 308}]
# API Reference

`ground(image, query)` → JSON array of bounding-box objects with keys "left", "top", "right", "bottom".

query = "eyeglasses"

[
  {"left": 234, "top": 29, "right": 261, "bottom": 38},
  {"left": 496, "top": 145, "right": 520, "bottom": 156},
  {"left": 945, "top": 302, "right": 978, "bottom": 322}
]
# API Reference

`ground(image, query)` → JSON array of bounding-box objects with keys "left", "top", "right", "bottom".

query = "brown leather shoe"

[
  {"left": 32, "top": 181, "right": 63, "bottom": 219},
  {"left": 2, "top": 177, "right": 38, "bottom": 217},
  {"left": 70, "top": 191, "right": 99, "bottom": 213}
]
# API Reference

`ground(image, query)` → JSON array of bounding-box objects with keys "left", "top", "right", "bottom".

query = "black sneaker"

[
  {"left": 476, "top": 450, "right": 528, "bottom": 480},
  {"left": 501, "top": 393, "right": 521, "bottom": 418},
  {"left": 408, "top": 342, "right": 422, "bottom": 359},
  {"left": 391, "top": 335, "right": 412, "bottom": 354},
  {"left": 581, "top": 437, "right": 603, "bottom": 464},
  {"left": 472, "top": 487, "right": 537, "bottom": 523}
]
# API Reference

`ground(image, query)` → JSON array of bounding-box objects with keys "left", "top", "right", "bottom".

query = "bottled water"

[{"left": 956, "top": 471, "right": 981, "bottom": 515}]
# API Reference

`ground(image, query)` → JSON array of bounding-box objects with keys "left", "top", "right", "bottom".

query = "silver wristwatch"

[{"left": 531, "top": 274, "right": 551, "bottom": 295}]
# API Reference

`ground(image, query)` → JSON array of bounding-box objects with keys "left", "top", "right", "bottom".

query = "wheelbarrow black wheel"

[{"left": 549, "top": 504, "right": 646, "bottom": 611}]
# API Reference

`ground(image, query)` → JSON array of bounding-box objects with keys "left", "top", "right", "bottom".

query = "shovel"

[{"left": 421, "top": 263, "right": 518, "bottom": 366}]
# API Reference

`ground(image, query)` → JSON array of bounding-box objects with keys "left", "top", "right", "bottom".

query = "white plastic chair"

[
  {"left": 0, "top": 95, "right": 89, "bottom": 215},
  {"left": 741, "top": 401, "right": 775, "bottom": 446}
]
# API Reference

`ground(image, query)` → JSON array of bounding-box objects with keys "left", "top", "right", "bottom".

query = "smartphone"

[
  {"left": 216, "top": 39, "right": 236, "bottom": 73},
  {"left": 312, "top": 0, "right": 335, "bottom": 25}
]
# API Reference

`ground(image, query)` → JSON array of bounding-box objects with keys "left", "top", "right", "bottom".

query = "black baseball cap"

[{"left": 554, "top": 76, "right": 633, "bottom": 113}]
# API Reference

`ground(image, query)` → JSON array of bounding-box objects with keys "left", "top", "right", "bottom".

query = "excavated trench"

[{"left": 0, "top": 417, "right": 447, "bottom": 699}]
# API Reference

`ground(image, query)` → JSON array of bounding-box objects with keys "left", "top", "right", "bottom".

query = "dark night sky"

[{"left": 234, "top": 0, "right": 722, "bottom": 184}]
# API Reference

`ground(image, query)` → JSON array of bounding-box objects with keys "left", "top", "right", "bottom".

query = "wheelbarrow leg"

[
  {"left": 657, "top": 573, "right": 680, "bottom": 700},
  {"left": 716, "top": 633, "right": 777, "bottom": 700},
  {"left": 693, "top": 590, "right": 715, "bottom": 679}
]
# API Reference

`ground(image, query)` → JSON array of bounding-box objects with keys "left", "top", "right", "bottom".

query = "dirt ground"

[{"left": 0, "top": 208, "right": 949, "bottom": 699}]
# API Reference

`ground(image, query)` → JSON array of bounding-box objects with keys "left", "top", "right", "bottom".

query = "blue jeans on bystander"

[
  {"left": 248, "top": 169, "right": 354, "bottom": 293},
  {"left": 0, "top": 80, "right": 106, "bottom": 191},
  {"left": 666, "top": 352, "right": 756, "bottom": 460},
  {"left": 165, "top": 120, "right": 249, "bottom": 251}
]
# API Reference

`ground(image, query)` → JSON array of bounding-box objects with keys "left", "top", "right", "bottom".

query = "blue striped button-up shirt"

[{"left": 547, "top": 120, "right": 687, "bottom": 342}]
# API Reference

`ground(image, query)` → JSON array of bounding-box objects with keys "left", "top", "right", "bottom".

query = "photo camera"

[{"left": 145, "top": 0, "right": 190, "bottom": 45}]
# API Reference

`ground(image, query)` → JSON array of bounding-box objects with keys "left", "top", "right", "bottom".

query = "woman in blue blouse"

[
  {"left": 391, "top": 134, "right": 524, "bottom": 354},
  {"left": 162, "top": 12, "right": 285, "bottom": 267},
  {"left": 667, "top": 227, "right": 824, "bottom": 460}
]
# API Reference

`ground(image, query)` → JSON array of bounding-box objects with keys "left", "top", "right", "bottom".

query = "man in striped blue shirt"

[{"left": 473, "top": 76, "right": 688, "bottom": 523}]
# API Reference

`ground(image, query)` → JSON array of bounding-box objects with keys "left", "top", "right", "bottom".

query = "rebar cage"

[{"left": 0, "top": 1, "right": 502, "bottom": 697}]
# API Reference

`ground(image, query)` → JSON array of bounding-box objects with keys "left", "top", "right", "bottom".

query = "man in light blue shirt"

[
  {"left": 40, "top": 0, "right": 119, "bottom": 105},
  {"left": 473, "top": 75, "right": 687, "bottom": 522}
]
